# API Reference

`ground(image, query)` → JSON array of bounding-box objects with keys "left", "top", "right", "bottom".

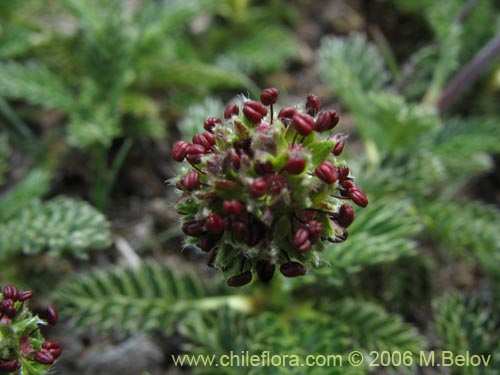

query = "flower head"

[{"left": 172, "top": 89, "right": 368, "bottom": 286}]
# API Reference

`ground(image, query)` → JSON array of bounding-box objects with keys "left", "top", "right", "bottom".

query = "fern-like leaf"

[
  {"left": 55, "top": 261, "right": 253, "bottom": 335},
  {"left": 433, "top": 292, "right": 500, "bottom": 374},
  {"left": 0, "top": 168, "right": 51, "bottom": 221},
  {"left": 0, "top": 62, "right": 73, "bottom": 111},
  {"left": 0, "top": 197, "right": 111, "bottom": 259},
  {"left": 320, "top": 199, "right": 421, "bottom": 279}
]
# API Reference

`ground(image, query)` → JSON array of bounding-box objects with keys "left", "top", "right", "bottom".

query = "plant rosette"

[{"left": 172, "top": 89, "right": 368, "bottom": 287}]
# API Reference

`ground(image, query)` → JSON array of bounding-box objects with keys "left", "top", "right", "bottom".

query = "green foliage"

[
  {"left": 55, "top": 261, "right": 253, "bottom": 335},
  {"left": 179, "top": 299, "right": 424, "bottom": 375},
  {"left": 0, "top": 168, "right": 51, "bottom": 221},
  {"left": 0, "top": 62, "right": 73, "bottom": 111},
  {"left": 0, "top": 197, "right": 111, "bottom": 260},
  {"left": 0, "top": 134, "right": 8, "bottom": 185},
  {"left": 433, "top": 293, "right": 500, "bottom": 374}
]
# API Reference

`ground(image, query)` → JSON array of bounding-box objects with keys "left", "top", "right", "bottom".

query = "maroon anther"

[
  {"left": 192, "top": 132, "right": 215, "bottom": 151},
  {"left": 232, "top": 221, "right": 249, "bottom": 242},
  {"left": 204, "top": 117, "right": 221, "bottom": 133},
  {"left": 305, "top": 94, "right": 322, "bottom": 116},
  {"left": 186, "top": 144, "right": 206, "bottom": 164},
  {"left": 331, "top": 134, "right": 345, "bottom": 156},
  {"left": 292, "top": 113, "right": 314, "bottom": 136},
  {"left": 254, "top": 161, "right": 273, "bottom": 175},
  {"left": 34, "top": 349, "right": 54, "bottom": 365},
  {"left": 205, "top": 213, "right": 224, "bottom": 235},
  {"left": 0, "top": 360, "right": 20, "bottom": 373},
  {"left": 278, "top": 107, "right": 297, "bottom": 126},
  {"left": 0, "top": 299, "right": 16, "bottom": 318},
  {"left": 341, "top": 179, "right": 355, "bottom": 189},
  {"left": 307, "top": 220, "right": 323, "bottom": 242},
  {"left": 2, "top": 284, "right": 19, "bottom": 301},
  {"left": 348, "top": 187, "right": 368, "bottom": 207},
  {"left": 315, "top": 161, "right": 338, "bottom": 184},
  {"left": 256, "top": 261, "right": 275, "bottom": 283},
  {"left": 224, "top": 103, "right": 239, "bottom": 119},
  {"left": 280, "top": 262, "right": 307, "bottom": 277},
  {"left": 182, "top": 220, "right": 206, "bottom": 237},
  {"left": 223, "top": 200, "right": 245, "bottom": 216},
  {"left": 315, "top": 110, "right": 339, "bottom": 132},
  {"left": 198, "top": 235, "right": 218, "bottom": 253},
  {"left": 18, "top": 290, "right": 34, "bottom": 302},
  {"left": 338, "top": 204, "right": 355, "bottom": 228},
  {"left": 337, "top": 166, "right": 350, "bottom": 181},
  {"left": 284, "top": 156, "right": 306, "bottom": 175},
  {"left": 243, "top": 100, "right": 267, "bottom": 124},
  {"left": 293, "top": 228, "right": 312, "bottom": 253},
  {"left": 260, "top": 88, "right": 279, "bottom": 106},
  {"left": 227, "top": 271, "right": 253, "bottom": 287},
  {"left": 224, "top": 149, "right": 241, "bottom": 170},
  {"left": 172, "top": 141, "right": 190, "bottom": 162},
  {"left": 45, "top": 305, "right": 58, "bottom": 326},
  {"left": 181, "top": 171, "right": 200, "bottom": 191},
  {"left": 250, "top": 177, "right": 267, "bottom": 198},
  {"left": 42, "top": 341, "right": 62, "bottom": 359}
]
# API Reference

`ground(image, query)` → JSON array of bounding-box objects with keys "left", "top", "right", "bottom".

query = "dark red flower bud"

[
  {"left": 305, "top": 94, "right": 322, "bottom": 116},
  {"left": 0, "top": 360, "right": 20, "bottom": 373},
  {"left": 45, "top": 305, "right": 58, "bottom": 326},
  {"left": 315, "top": 110, "right": 339, "bottom": 132},
  {"left": 284, "top": 156, "right": 306, "bottom": 175},
  {"left": 243, "top": 100, "right": 267, "bottom": 124},
  {"left": 338, "top": 204, "right": 355, "bottom": 228},
  {"left": 293, "top": 228, "right": 312, "bottom": 252},
  {"left": 348, "top": 187, "right": 368, "bottom": 207},
  {"left": 266, "top": 173, "right": 287, "bottom": 194},
  {"left": 315, "top": 161, "right": 338, "bottom": 184},
  {"left": 254, "top": 161, "right": 273, "bottom": 175},
  {"left": 223, "top": 200, "right": 245, "bottom": 216},
  {"left": 260, "top": 88, "right": 279, "bottom": 106},
  {"left": 18, "top": 290, "right": 34, "bottom": 301},
  {"left": 227, "top": 271, "right": 252, "bottom": 287},
  {"left": 250, "top": 177, "right": 267, "bottom": 198},
  {"left": 337, "top": 166, "right": 350, "bottom": 181},
  {"left": 34, "top": 349, "right": 54, "bottom": 365},
  {"left": 277, "top": 107, "right": 297, "bottom": 126},
  {"left": 256, "top": 261, "right": 275, "bottom": 283},
  {"left": 205, "top": 213, "right": 224, "bottom": 235},
  {"left": 192, "top": 132, "right": 215, "bottom": 151},
  {"left": 331, "top": 134, "right": 345, "bottom": 156},
  {"left": 224, "top": 149, "right": 241, "bottom": 170},
  {"left": 292, "top": 113, "right": 314, "bottom": 136},
  {"left": 280, "top": 262, "right": 307, "bottom": 277},
  {"left": 224, "top": 103, "right": 239, "bottom": 119},
  {"left": 42, "top": 341, "right": 62, "bottom": 359},
  {"left": 186, "top": 144, "right": 206, "bottom": 164},
  {"left": 307, "top": 220, "right": 323, "bottom": 242},
  {"left": 2, "top": 285, "right": 18, "bottom": 301},
  {"left": 181, "top": 171, "right": 200, "bottom": 191},
  {"left": 204, "top": 117, "right": 221, "bottom": 133},
  {"left": 182, "top": 220, "right": 206, "bottom": 237}
]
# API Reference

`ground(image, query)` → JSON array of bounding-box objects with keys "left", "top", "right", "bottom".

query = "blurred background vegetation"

[{"left": 1, "top": 0, "right": 500, "bottom": 374}]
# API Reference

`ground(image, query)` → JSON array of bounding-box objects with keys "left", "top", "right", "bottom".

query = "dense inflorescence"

[
  {"left": 172, "top": 89, "right": 368, "bottom": 287},
  {"left": 0, "top": 284, "right": 61, "bottom": 373}
]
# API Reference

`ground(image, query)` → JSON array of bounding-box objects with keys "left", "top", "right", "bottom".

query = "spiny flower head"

[
  {"left": 0, "top": 285, "right": 61, "bottom": 373},
  {"left": 172, "top": 89, "right": 368, "bottom": 286}
]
